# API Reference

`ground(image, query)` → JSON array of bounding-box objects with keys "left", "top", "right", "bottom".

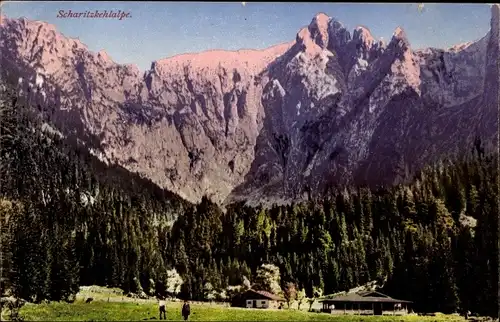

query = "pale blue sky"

[{"left": 1, "top": 2, "right": 492, "bottom": 72}]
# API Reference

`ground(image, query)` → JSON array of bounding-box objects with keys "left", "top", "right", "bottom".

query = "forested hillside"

[
  {"left": 168, "top": 140, "right": 498, "bottom": 317},
  {"left": 0, "top": 79, "right": 498, "bottom": 317},
  {"left": 0, "top": 80, "right": 190, "bottom": 302}
]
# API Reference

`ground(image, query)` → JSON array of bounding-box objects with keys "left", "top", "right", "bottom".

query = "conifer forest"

[{"left": 0, "top": 79, "right": 498, "bottom": 318}]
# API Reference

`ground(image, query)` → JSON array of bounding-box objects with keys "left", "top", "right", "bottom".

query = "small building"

[
  {"left": 233, "top": 289, "right": 285, "bottom": 309},
  {"left": 319, "top": 291, "right": 413, "bottom": 315}
]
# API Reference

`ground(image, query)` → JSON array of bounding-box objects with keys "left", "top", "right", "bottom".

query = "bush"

[{"left": 1, "top": 296, "right": 26, "bottom": 321}]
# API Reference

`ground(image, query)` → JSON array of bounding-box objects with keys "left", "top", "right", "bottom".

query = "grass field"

[
  {"left": 4, "top": 286, "right": 487, "bottom": 321},
  {"left": 15, "top": 300, "right": 472, "bottom": 321}
]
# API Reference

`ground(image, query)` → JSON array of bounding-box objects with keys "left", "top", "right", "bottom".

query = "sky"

[{"left": 1, "top": 1, "right": 492, "bottom": 72}]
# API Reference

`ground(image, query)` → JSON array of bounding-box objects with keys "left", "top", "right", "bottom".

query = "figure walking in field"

[
  {"left": 182, "top": 300, "right": 191, "bottom": 321},
  {"left": 158, "top": 296, "right": 167, "bottom": 320}
]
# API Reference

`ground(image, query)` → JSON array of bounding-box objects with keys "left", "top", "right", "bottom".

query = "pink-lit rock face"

[
  {"left": 353, "top": 26, "right": 375, "bottom": 50},
  {"left": 1, "top": 10, "right": 498, "bottom": 206},
  {"left": 309, "top": 13, "right": 331, "bottom": 49},
  {"left": 0, "top": 15, "right": 293, "bottom": 204}
]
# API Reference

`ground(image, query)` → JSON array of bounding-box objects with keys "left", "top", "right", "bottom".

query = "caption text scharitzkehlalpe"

[{"left": 57, "top": 10, "right": 132, "bottom": 20}]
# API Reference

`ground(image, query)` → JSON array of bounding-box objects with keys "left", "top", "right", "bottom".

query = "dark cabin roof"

[
  {"left": 243, "top": 289, "right": 285, "bottom": 301},
  {"left": 320, "top": 291, "right": 412, "bottom": 304}
]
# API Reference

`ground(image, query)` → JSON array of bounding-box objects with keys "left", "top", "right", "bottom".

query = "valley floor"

[{"left": 17, "top": 300, "right": 472, "bottom": 321}]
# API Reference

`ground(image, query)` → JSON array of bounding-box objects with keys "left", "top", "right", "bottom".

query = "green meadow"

[
  {"left": 3, "top": 287, "right": 490, "bottom": 321},
  {"left": 16, "top": 300, "right": 471, "bottom": 322}
]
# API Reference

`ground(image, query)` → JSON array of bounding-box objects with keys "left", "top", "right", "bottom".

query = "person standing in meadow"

[
  {"left": 158, "top": 296, "right": 167, "bottom": 320},
  {"left": 182, "top": 300, "right": 191, "bottom": 320}
]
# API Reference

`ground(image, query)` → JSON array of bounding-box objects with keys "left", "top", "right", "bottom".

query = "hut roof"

[
  {"left": 320, "top": 291, "right": 412, "bottom": 304},
  {"left": 245, "top": 289, "right": 285, "bottom": 301}
]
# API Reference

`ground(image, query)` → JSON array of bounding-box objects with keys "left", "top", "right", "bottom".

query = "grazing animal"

[{"left": 85, "top": 297, "right": 93, "bottom": 304}]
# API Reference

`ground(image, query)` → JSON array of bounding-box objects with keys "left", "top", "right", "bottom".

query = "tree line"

[
  {"left": 0, "top": 79, "right": 497, "bottom": 317},
  {"left": 167, "top": 139, "right": 497, "bottom": 317}
]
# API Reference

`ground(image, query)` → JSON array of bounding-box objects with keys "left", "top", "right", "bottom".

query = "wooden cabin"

[
  {"left": 232, "top": 289, "right": 285, "bottom": 309},
  {"left": 319, "top": 291, "right": 413, "bottom": 315}
]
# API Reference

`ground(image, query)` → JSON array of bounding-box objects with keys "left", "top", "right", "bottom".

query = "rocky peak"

[
  {"left": 351, "top": 26, "right": 375, "bottom": 60},
  {"left": 98, "top": 50, "right": 110, "bottom": 60},
  {"left": 490, "top": 4, "right": 499, "bottom": 41},
  {"left": 353, "top": 26, "right": 374, "bottom": 47},
  {"left": 486, "top": 4, "right": 499, "bottom": 65},
  {"left": 308, "top": 13, "right": 331, "bottom": 49},
  {"left": 327, "top": 18, "right": 352, "bottom": 52},
  {"left": 296, "top": 26, "right": 322, "bottom": 55},
  {"left": 448, "top": 42, "right": 473, "bottom": 52},
  {"left": 373, "top": 39, "right": 386, "bottom": 55},
  {"left": 385, "top": 26, "right": 412, "bottom": 63},
  {"left": 483, "top": 3, "right": 500, "bottom": 108},
  {"left": 1, "top": 10, "right": 496, "bottom": 206},
  {"left": 391, "top": 27, "right": 409, "bottom": 48}
]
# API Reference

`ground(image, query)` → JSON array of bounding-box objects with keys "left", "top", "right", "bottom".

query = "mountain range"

[{"left": 0, "top": 6, "right": 498, "bottom": 206}]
